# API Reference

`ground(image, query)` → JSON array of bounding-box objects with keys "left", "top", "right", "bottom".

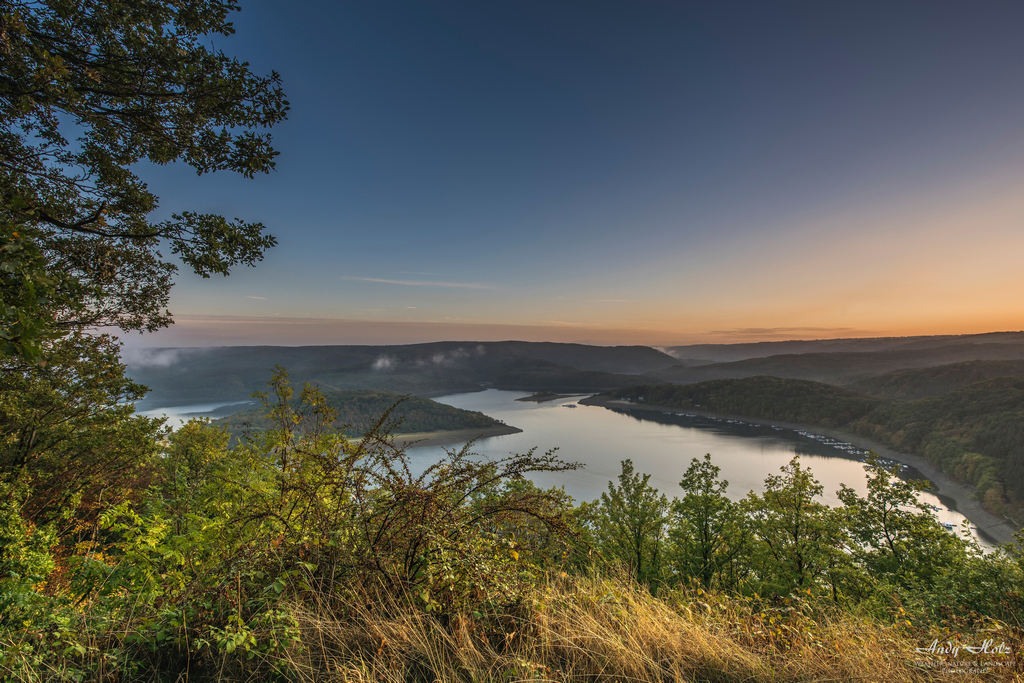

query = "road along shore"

[{"left": 580, "top": 396, "right": 1019, "bottom": 546}]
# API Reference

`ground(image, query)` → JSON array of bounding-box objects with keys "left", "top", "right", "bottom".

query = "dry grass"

[{"left": 280, "top": 574, "right": 1021, "bottom": 683}]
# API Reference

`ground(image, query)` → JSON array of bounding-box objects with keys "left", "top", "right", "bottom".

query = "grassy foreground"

[
  {"left": 270, "top": 577, "right": 1007, "bottom": 683},
  {"left": 6, "top": 574, "right": 1018, "bottom": 682},
  {"left": 265, "top": 575, "right": 1013, "bottom": 682},
  {"left": 13, "top": 575, "right": 1011, "bottom": 681}
]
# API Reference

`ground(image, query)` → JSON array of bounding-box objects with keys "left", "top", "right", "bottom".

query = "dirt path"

[{"left": 581, "top": 396, "right": 1019, "bottom": 546}]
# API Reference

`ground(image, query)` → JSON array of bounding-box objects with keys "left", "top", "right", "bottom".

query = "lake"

[{"left": 139, "top": 389, "right": 987, "bottom": 546}]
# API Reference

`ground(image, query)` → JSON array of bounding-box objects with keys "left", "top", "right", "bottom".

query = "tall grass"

[{"left": 280, "top": 574, "right": 1016, "bottom": 683}]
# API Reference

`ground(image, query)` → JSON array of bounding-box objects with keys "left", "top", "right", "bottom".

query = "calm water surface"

[
  {"left": 137, "top": 401, "right": 256, "bottom": 426},
  {"left": 139, "top": 389, "right": 988, "bottom": 546}
]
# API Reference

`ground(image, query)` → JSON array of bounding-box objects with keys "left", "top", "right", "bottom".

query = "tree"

[
  {"left": 0, "top": 333, "right": 164, "bottom": 536},
  {"left": 588, "top": 459, "right": 669, "bottom": 585},
  {"left": 743, "top": 457, "right": 849, "bottom": 596},
  {"left": 0, "top": 2, "right": 285, "bottom": 619},
  {"left": 0, "top": 0, "right": 287, "bottom": 359},
  {"left": 838, "top": 453, "right": 968, "bottom": 590},
  {"left": 666, "top": 454, "right": 747, "bottom": 589}
]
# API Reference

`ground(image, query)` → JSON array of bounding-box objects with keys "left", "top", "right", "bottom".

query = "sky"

[{"left": 132, "top": 0, "right": 1024, "bottom": 348}]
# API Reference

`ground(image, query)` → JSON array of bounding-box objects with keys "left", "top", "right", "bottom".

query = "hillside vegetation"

[
  {"left": 606, "top": 377, "right": 884, "bottom": 427},
  {"left": 847, "top": 359, "right": 1024, "bottom": 400},
  {"left": 851, "top": 376, "right": 1024, "bottom": 517},
  {"left": 214, "top": 388, "right": 502, "bottom": 437}
]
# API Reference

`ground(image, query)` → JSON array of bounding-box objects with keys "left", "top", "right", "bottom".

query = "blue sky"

[{"left": 134, "top": 0, "right": 1024, "bottom": 347}]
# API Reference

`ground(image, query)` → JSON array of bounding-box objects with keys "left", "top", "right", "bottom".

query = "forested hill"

[
  {"left": 214, "top": 389, "right": 503, "bottom": 437},
  {"left": 846, "top": 359, "right": 1024, "bottom": 400},
  {"left": 850, "top": 376, "right": 1024, "bottom": 516},
  {"left": 602, "top": 378, "right": 884, "bottom": 427},
  {"left": 594, "top": 376, "right": 1024, "bottom": 521},
  {"left": 126, "top": 341, "right": 677, "bottom": 403}
]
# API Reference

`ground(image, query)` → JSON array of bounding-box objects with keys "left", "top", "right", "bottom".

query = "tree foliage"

[
  {"left": 667, "top": 454, "right": 747, "bottom": 590},
  {"left": 0, "top": 228, "right": 56, "bottom": 362},
  {"left": 0, "top": 333, "right": 164, "bottom": 535},
  {"left": 838, "top": 454, "right": 966, "bottom": 590},
  {"left": 584, "top": 452, "right": 1016, "bottom": 612},
  {"left": 585, "top": 459, "right": 669, "bottom": 586},
  {"left": 741, "top": 457, "right": 850, "bottom": 596},
  {"left": 0, "top": 0, "right": 286, "bottom": 357}
]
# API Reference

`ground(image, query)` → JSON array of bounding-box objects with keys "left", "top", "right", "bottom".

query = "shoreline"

[
  {"left": 515, "top": 392, "right": 578, "bottom": 403},
  {"left": 398, "top": 424, "right": 523, "bottom": 449},
  {"left": 580, "top": 396, "right": 1019, "bottom": 546}
]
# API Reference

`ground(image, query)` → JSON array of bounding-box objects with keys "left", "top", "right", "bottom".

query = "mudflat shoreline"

[{"left": 580, "top": 396, "right": 1019, "bottom": 546}]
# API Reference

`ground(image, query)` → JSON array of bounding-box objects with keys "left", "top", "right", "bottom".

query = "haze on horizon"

[{"left": 131, "top": 0, "right": 1024, "bottom": 349}]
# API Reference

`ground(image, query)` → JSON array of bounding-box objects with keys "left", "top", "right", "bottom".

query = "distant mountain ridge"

[
  {"left": 665, "top": 331, "right": 1024, "bottom": 363},
  {"left": 649, "top": 340, "right": 1024, "bottom": 386},
  {"left": 127, "top": 332, "right": 1024, "bottom": 405},
  {"left": 127, "top": 341, "right": 679, "bottom": 405}
]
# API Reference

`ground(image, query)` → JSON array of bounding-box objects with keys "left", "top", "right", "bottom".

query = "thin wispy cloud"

[
  {"left": 246, "top": 296, "right": 268, "bottom": 300},
  {"left": 590, "top": 298, "right": 635, "bottom": 303},
  {"left": 706, "top": 327, "right": 876, "bottom": 338},
  {"left": 342, "top": 276, "right": 497, "bottom": 289}
]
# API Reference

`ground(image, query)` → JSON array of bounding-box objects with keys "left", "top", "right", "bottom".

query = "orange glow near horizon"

[{"left": 124, "top": 314, "right": 1024, "bottom": 348}]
